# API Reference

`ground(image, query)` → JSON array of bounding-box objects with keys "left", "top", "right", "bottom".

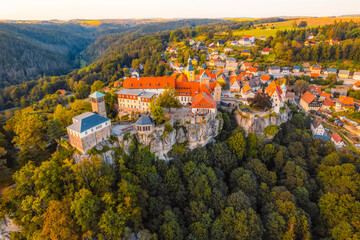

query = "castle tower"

[
  {"left": 214, "top": 82, "right": 222, "bottom": 102},
  {"left": 89, "top": 91, "right": 107, "bottom": 118},
  {"left": 185, "top": 57, "right": 195, "bottom": 82}
]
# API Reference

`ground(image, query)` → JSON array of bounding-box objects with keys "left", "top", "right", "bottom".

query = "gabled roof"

[
  {"left": 301, "top": 91, "right": 317, "bottom": 104},
  {"left": 89, "top": 91, "right": 105, "bottom": 99},
  {"left": 331, "top": 133, "right": 343, "bottom": 143},
  {"left": 312, "top": 118, "right": 322, "bottom": 129},
  {"left": 189, "top": 92, "right": 216, "bottom": 109},
  {"left": 241, "top": 82, "right": 251, "bottom": 94},
  {"left": 247, "top": 67, "right": 258, "bottom": 73},
  {"left": 338, "top": 96, "right": 355, "bottom": 107},
  {"left": 339, "top": 70, "right": 350, "bottom": 75},
  {"left": 260, "top": 75, "right": 271, "bottom": 81},
  {"left": 354, "top": 81, "right": 360, "bottom": 87},
  {"left": 265, "top": 81, "right": 282, "bottom": 99}
]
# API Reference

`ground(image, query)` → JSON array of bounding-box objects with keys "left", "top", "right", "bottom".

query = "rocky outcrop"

[
  {"left": 73, "top": 140, "right": 120, "bottom": 164},
  {"left": 137, "top": 113, "right": 223, "bottom": 160},
  {"left": 0, "top": 216, "right": 20, "bottom": 240},
  {"left": 235, "top": 109, "right": 291, "bottom": 135}
]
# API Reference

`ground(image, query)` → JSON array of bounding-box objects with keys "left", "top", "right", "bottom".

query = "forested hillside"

[{"left": 0, "top": 19, "right": 222, "bottom": 89}]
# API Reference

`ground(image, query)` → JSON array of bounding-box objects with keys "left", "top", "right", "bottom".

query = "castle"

[{"left": 66, "top": 92, "right": 111, "bottom": 153}]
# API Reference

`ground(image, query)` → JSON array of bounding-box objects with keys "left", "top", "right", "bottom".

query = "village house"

[
  {"left": 238, "top": 38, "right": 250, "bottom": 46},
  {"left": 324, "top": 68, "right": 337, "bottom": 75},
  {"left": 268, "top": 66, "right": 281, "bottom": 75},
  {"left": 229, "top": 77, "right": 241, "bottom": 93},
  {"left": 300, "top": 91, "right": 321, "bottom": 112},
  {"left": 265, "top": 81, "right": 286, "bottom": 113},
  {"left": 116, "top": 89, "right": 156, "bottom": 113},
  {"left": 189, "top": 92, "right": 217, "bottom": 114},
  {"left": 261, "top": 48, "right": 270, "bottom": 55},
  {"left": 241, "top": 82, "right": 255, "bottom": 99},
  {"left": 331, "top": 133, "right": 346, "bottom": 148},
  {"left": 241, "top": 49, "right": 251, "bottom": 57},
  {"left": 66, "top": 92, "right": 111, "bottom": 154},
  {"left": 338, "top": 70, "right": 350, "bottom": 79},
  {"left": 293, "top": 65, "right": 302, "bottom": 73},
  {"left": 281, "top": 67, "right": 291, "bottom": 75},
  {"left": 353, "top": 72, "right": 360, "bottom": 81},
  {"left": 241, "top": 62, "right": 252, "bottom": 71},
  {"left": 310, "top": 65, "right": 322, "bottom": 78},
  {"left": 336, "top": 96, "right": 356, "bottom": 112},
  {"left": 353, "top": 81, "right": 360, "bottom": 90},
  {"left": 260, "top": 74, "right": 271, "bottom": 84},
  {"left": 311, "top": 118, "right": 325, "bottom": 135},
  {"left": 247, "top": 67, "right": 258, "bottom": 76}
]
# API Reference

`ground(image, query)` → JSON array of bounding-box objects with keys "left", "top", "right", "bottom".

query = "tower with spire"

[{"left": 185, "top": 57, "right": 195, "bottom": 82}]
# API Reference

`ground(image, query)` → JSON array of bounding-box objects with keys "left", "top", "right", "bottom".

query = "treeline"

[
  {"left": 0, "top": 32, "right": 172, "bottom": 110},
  {"left": 1, "top": 110, "right": 359, "bottom": 239},
  {"left": 255, "top": 21, "right": 360, "bottom": 63}
]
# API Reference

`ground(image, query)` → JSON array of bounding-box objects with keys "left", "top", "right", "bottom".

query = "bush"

[{"left": 264, "top": 125, "right": 279, "bottom": 137}]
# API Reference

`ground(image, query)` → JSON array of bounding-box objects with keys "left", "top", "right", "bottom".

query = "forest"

[
  {"left": 1, "top": 108, "right": 359, "bottom": 240},
  {"left": 0, "top": 19, "right": 222, "bottom": 89}
]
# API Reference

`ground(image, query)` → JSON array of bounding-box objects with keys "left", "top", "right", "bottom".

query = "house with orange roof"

[
  {"left": 336, "top": 96, "right": 356, "bottom": 112},
  {"left": 229, "top": 78, "right": 241, "bottom": 93},
  {"left": 310, "top": 65, "right": 321, "bottom": 78},
  {"left": 241, "top": 82, "right": 254, "bottom": 99},
  {"left": 189, "top": 92, "right": 217, "bottom": 114},
  {"left": 241, "top": 62, "right": 252, "bottom": 71},
  {"left": 353, "top": 72, "right": 360, "bottom": 81},
  {"left": 261, "top": 48, "right": 270, "bottom": 55},
  {"left": 319, "top": 92, "right": 335, "bottom": 109},
  {"left": 331, "top": 133, "right": 345, "bottom": 148},
  {"left": 247, "top": 67, "right": 258, "bottom": 76},
  {"left": 123, "top": 76, "right": 176, "bottom": 94},
  {"left": 353, "top": 81, "right": 360, "bottom": 90},
  {"left": 265, "top": 81, "right": 286, "bottom": 113},
  {"left": 260, "top": 74, "right": 271, "bottom": 83},
  {"left": 300, "top": 91, "right": 321, "bottom": 112}
]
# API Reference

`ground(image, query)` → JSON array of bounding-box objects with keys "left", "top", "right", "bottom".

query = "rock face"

[
  {"left": 73, "top": 140, "right": 120, "bottom": 164},
  {"left": 137, "top": 113, "right": 223, "bottom": 160},
  {"left": 235, "top": 109, "right": 291, "bottom": 135},
  {"left": 0, "top": 216, "right": 20, "bottom": 240}
]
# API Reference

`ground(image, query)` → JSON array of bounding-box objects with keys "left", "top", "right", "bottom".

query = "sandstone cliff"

[{"left": 235, "top": 108, "right": 291, "bottom": 135}]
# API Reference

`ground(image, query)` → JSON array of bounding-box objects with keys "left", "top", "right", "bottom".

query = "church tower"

[
  {"left": 185, "top": 57, "right": 195, "bottom": 82},
  {"left": 89, "top": 91, "right": 107, "bottom": 118}
]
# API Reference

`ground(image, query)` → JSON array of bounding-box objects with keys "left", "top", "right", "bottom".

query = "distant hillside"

[
  {"left": 0, "top": 23, "right": 99, "bottom": 88},
  {"left": 0, "top": 19, "right": 221, "bottom": 88},
  {"left": 82, "top": 19, "right": 223, "bottom": 62}
]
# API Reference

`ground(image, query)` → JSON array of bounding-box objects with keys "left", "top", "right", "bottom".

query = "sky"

[{"left": 1, "top": 0, "right": 360, "bottom": 20}]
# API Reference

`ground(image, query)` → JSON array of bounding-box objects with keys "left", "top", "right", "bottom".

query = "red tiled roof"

[
  {"left": 331, "top": 133, "right": 343, "bottom": 143},
  {"left": 247, "top": 67, "right": 258, "bottom": 73},
  {"left": 354, "top": 81, "right": 360, "bottom": 87},
  {"left": 338, "top": 96, "right": 355, "bottom": 108},
  {"left": 310, "top": 86, "right": 322, "bottom": 95},
  {"left": 260, "top": 75, "right": 271, "bottom": 81},
  {"left": 199, "top": 70, "right": 216, "bottom": 79},
  {"left": 301, "top": 91, "right": 316, "bottom": 104},
  {"left": 123, "top": 77, "right": 176, "bottom": 89},
  {"left": 189, "top": 92, "right": 216, "bottom": 109}
]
